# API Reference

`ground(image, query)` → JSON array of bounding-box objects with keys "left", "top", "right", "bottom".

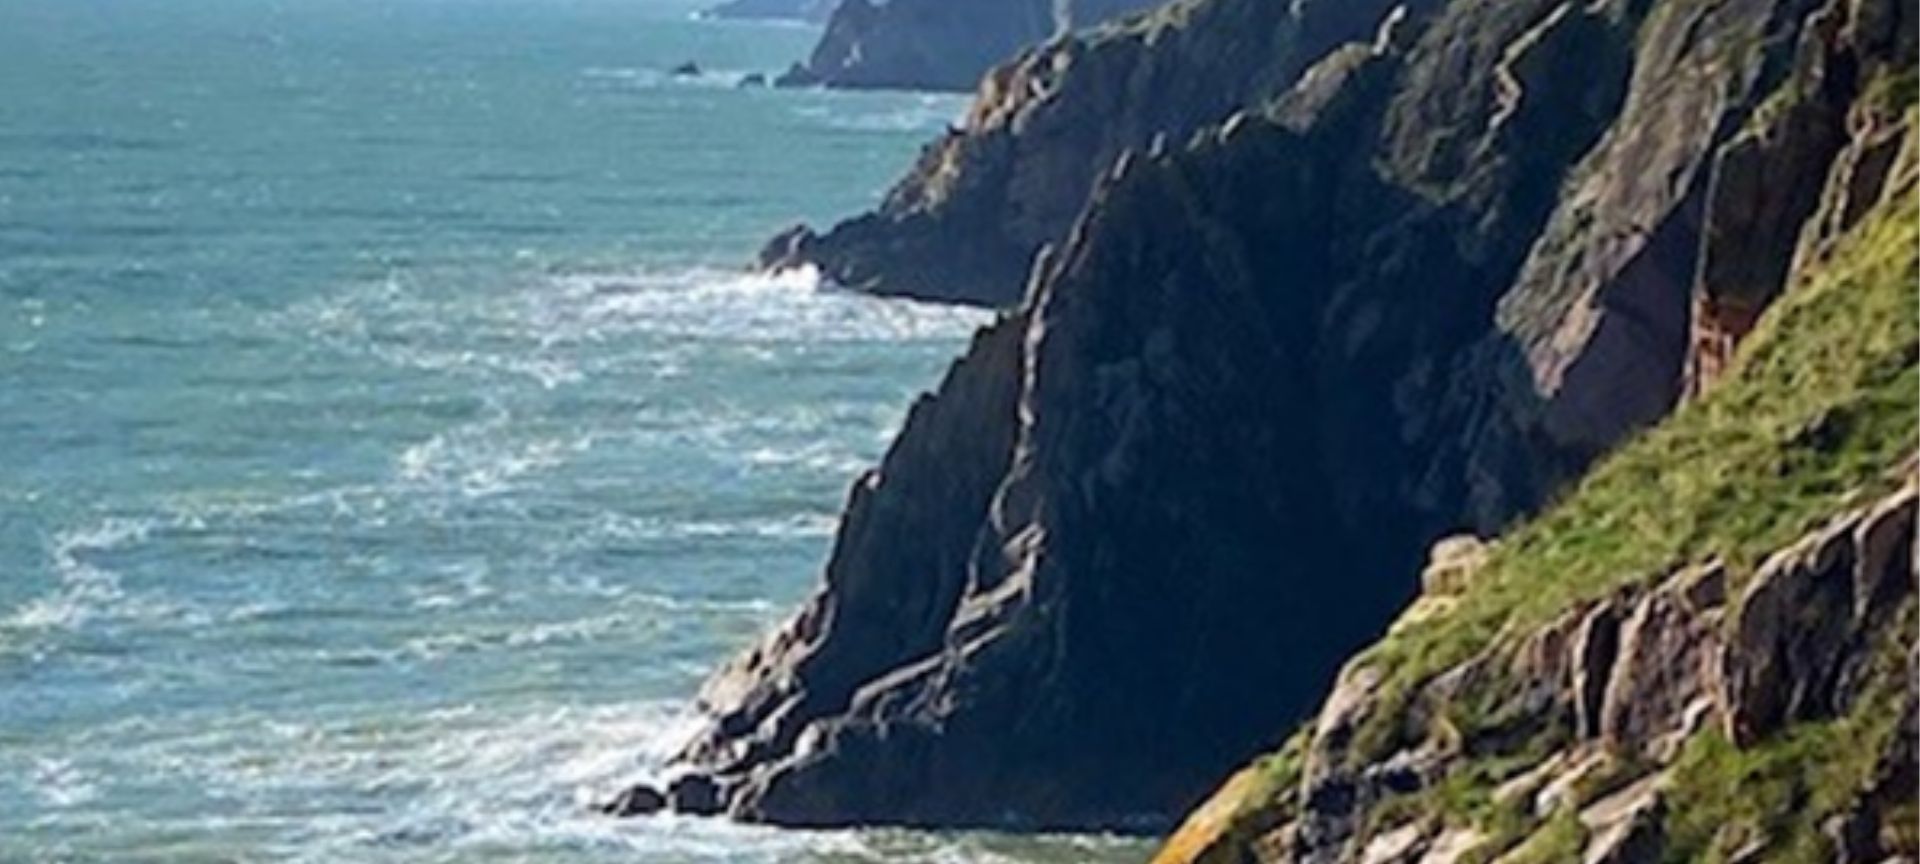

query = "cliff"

[
  {"left": 760, "top": 0, "right": 1401, "bottom": 304},
  {"left": 772, "top": 0, "right": 1168, "bottom": 93},
  {"left": 1155, "top": 162, "right": 1919, "bottom": 862},
  {"left": 621, "top": 0, "right": 1919, "bottom": 837}
]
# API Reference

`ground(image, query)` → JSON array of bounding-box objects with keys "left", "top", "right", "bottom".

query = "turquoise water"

[{"left": 0, "top": 1, "right": 1148, "bottom": 860}]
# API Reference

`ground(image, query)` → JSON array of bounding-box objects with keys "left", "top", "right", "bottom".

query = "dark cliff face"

[
  {"left": 776, "top": 0, "right": 1168, "bottom": 93},
  {"left": 1157, "top": 144, "right": 1918, "bottom": 862},
  {"left": 648, "top": 0, "right": 1918, "bottom": 836}
]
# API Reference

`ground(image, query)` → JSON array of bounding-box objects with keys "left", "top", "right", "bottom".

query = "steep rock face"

[
  {"left": 1425, "top": 0, "right": 1851, "bottom": 526},
  {"left": 775, "top": 0, "right": 1167, "bottom": 92},
  {"left": 1163, "top": 480, "right": 1917, "bottom": 864},
  {"left": 678, "top": 315, "right": 1027, "bottom": 788},
  {"left": 1684, "top": 0, "right": 1917, "bottom": 396},
  {"left": 664, "top": 0, "right": 1650, "bottom": 829},
  {"left": 761, "top": 0, "right": 1407, "bottom": 304},
  {"left": 643, "top": 0, "right": 1916, "bottom": 836},
  {"left": 1155, "top": 143, "right": 1919, "bottom": 863}
]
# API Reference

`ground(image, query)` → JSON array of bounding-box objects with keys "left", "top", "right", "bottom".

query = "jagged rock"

[
  {"left": 670, "top": 61, "right": 702, "bottom": 77},
  {"left": 667, "top": 774, "right": 725, "bottom": 816},
  {"left": 1148, "top": 755, "right": 1302, "bottom": 864},
  {"left": 1492, "top": 751, "right": 1568, "bottom": 807},
  {"left": 1220, "top": 481, "right": 1911, "bottom": 860},
  {"left": 1578, "top": 775, "right": 1666, "bottom": 863},
  {"left": 598, "top": 783, "right": 666, "bottom": 817},
  {"left": 1720, "top": 485, "right": 1917, "bottom": 744},
  {"left": 737, "top": 72, "right": 768, "bottom": 89},
  {"left": 678, "top": 316, "right": 1028, "bottom": 790},
  {"left": 1569, "top": 599, "right": 1624, "bottom": 741},
  {"left": 677, "top": 0, "right": 1915, "bottom": 828},
  {"left": 1421, "top": 535, "right": 1490, "bottom": 596},
  {"left": 1533, "top": 749, "right": 1611, "bottom": 817},
  {"left": 1361, "top": 822, "right": 1432, "bottom": 863},
  {"left": 1685, "top": 0, "right": 1918, "bottom": 396},
  {"left": 781, "top": 0, "right": 1166, "bottom": 93},
  {"left": 760, "top": 0, "right": 1409, "bottom": 304},
  {"left": 772, "top": 62, "right": 819, "bottom": 88},
  {"left": 1597, "top": 562, "right": 1726, "bottom": 760},
  {"left": 1417, "top": 829, "right": 1487, "bottom": 864},
  {"left": 1429, "top": 0, "right": 1863, "bottom": 527}
]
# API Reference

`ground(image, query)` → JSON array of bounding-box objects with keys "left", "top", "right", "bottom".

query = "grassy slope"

[
  {"left": 1353, "top": 169, "right": 1918, "bottom": 761},
  {"left": 1156, "top": 123, "right": 1917, "bottom": 862}
]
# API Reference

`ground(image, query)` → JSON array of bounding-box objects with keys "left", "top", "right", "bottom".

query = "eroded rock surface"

[
  {"left": 1165, "top": 481, "right": 1916, "bottom": 863},
  {"left": 633, "top": 0, "right": 1917, "bottom": 835},
  {"left": 776, "top": 0, "right": 1168, "bottom": 92}
]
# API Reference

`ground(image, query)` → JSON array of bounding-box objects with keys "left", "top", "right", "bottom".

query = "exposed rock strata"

[
  {"left": 1160, "top": 481, "right": 1918, "bottom": 863},
  {"left": 1684, "top": 0, "right": 1918, "bottom": 396},
  {"left": 775, "top": 0, "right": 1167, "bottom": 92},
  {"left": 761, "top": 0, "right": 1409, "bottom": 304},
  {"left": 637, "top": 0, "right": 1917, "bottom": 836}
]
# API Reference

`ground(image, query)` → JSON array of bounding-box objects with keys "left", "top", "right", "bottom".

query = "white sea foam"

[
  {"left": 555, "top": 264, "right": 991, "bottom": 344},
  {"left": 30, "top": 758, "right": 99, "bottom": 809},
  {"left": 789, "top": 95, "right": 967, "bottom": 134},
  {"left": 395, "top": 408, "right": 593, "bottom": 498},
  {"left": 579, "top": 65, "right": 771, "bottom": 90},
  {"left": 7, "top": 517, "right": 155, "bottom": 632}
]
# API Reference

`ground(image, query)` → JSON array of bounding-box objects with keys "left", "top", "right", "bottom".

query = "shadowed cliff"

[{"left": 620, "top": 0, "right": 1917, "bottom": 838}]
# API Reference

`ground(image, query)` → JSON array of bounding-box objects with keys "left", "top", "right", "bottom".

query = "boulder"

[
  {"left": 597, "top": 783, "right": 666, "bottom": 817},
  {"left": 667, "top": 774, "right": 726, "bottom": 816}
]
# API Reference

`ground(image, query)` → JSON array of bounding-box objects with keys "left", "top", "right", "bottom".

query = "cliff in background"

[
  {"left": 772, "top": 0, "right": 1168, "bottom": 92},
  {"left": 760, "top": 0, "right": 1401, "bottom": 304},
  {"left": 617, "top": 0, "right": 1918, "bottom": 840}
]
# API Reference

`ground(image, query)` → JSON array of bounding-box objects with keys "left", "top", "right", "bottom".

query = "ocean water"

[{"left": 0, "top": 1, "right": 1150, "bottom": 860}]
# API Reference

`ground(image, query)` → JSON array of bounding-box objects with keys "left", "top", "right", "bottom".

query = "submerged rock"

[
  {"left": 597, "top": 784, "right": 666, "bottom": 817},
  {"left": 666, "top": 774, "right": 726, "bottom": 816}
]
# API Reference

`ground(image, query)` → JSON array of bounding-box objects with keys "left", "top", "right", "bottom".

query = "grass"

[
  {"left": 1149, "top": 731, "right": 1308, "bottom": 864},
  {"left": 1154, "top": 120, "right": 1915, "bottom": 864},
  {"left": 1347, "top": 174, "right": 1919, "bottom": 763},
  {"left": 1659, "top": 597, "right": 1915, "bottom": 862}
]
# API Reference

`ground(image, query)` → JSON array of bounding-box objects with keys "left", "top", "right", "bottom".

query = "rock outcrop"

[
  {"left": 627, "top": 0, "right": 1919, "bottom": 837},
  {"left": 1683, "top": 0, "right": 1919, "bottom": 397},
  {"left": 1159, "top": 478, "right": 1918, "bottom": 863},
  {"left": 1153, "top": 122, "right": 1919, "bottom": 862},
  {"left": 761, "top": 0, "right": 1407, "bottom": 304},
  {"left": 773, "top": 0, "right": 1168, "bottom": 92}
]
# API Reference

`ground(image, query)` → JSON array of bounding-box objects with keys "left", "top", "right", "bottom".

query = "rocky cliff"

[
  {"left": 773, "top": 0, "right": 1168, "bottom": 92},
  {"left": 1155, "top": 158, "right": 1919, "bottom": 862},
  {"left": 622, "top": 0, "right": 1918, "bottom": 838},
  {"left": 760, "top": 0, "right": 1403, "bottom": 303}
]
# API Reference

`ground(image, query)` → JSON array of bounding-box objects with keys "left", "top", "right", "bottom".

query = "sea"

[{"left": 0, "top": 1, "right": 1150, "bottom": 860}]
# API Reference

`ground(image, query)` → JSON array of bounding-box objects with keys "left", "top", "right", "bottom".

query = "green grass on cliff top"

[{"left": 1351, "top": 164, "right": 1920, "bottom": 762}]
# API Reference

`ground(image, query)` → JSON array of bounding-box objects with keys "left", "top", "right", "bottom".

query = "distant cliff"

[
  {"left": 617, "top": 0, "right": 1919, "bottom": 840},
  {"left": 773, "top": 0, "right": 1168, "bottom": 92}
]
